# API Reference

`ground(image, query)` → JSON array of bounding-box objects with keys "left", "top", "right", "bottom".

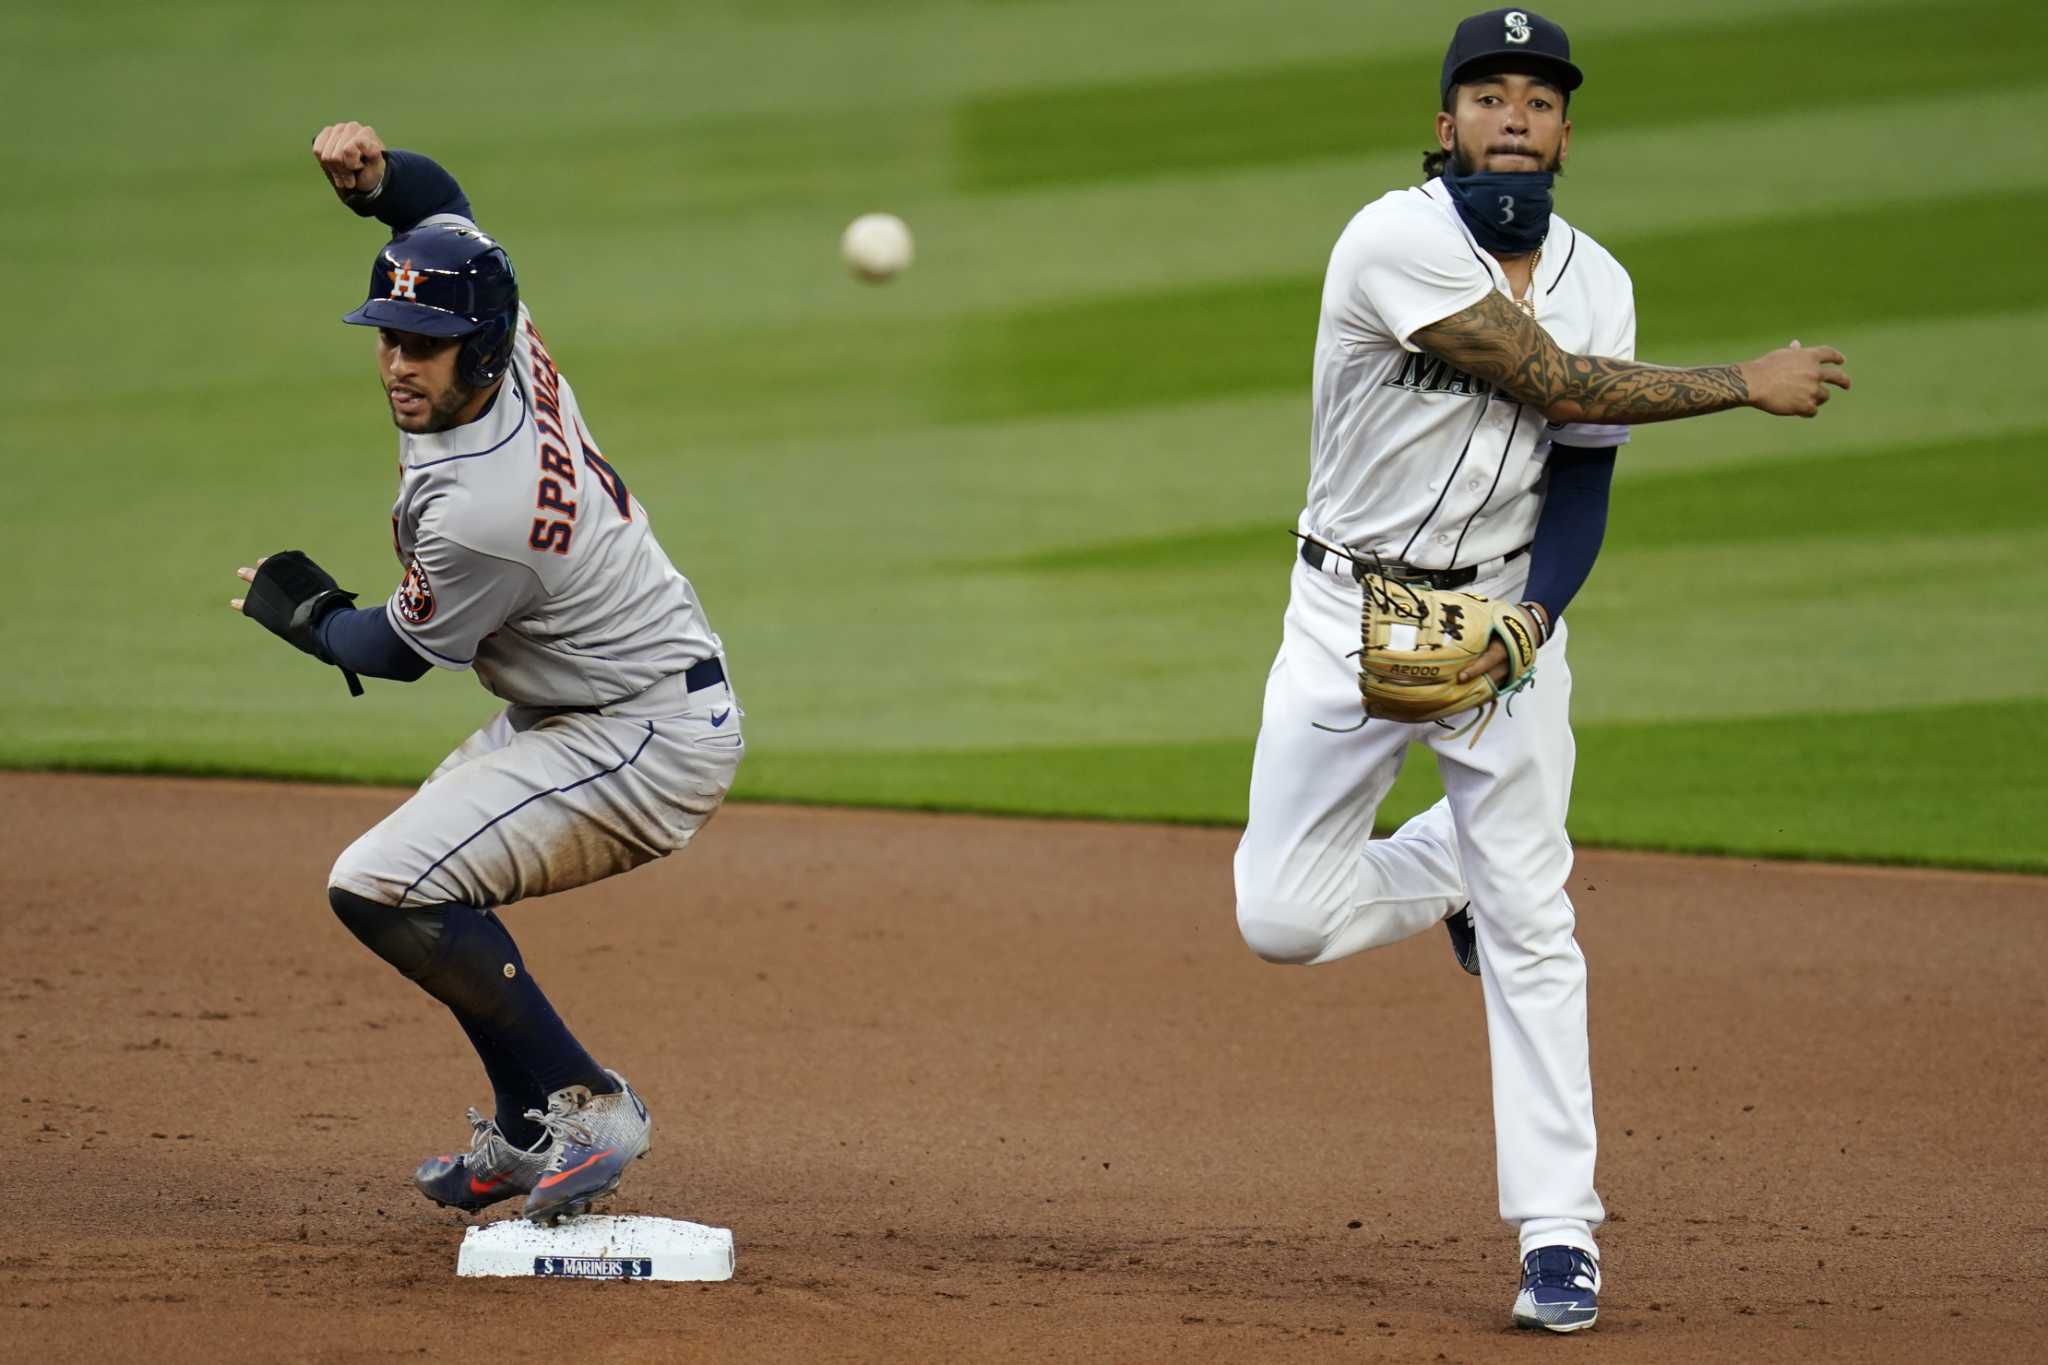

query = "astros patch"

[{"left": 398, "top": 556, "right": 435, "bottom": 625}]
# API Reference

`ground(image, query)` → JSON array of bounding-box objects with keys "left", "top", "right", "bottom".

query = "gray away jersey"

[{"left": 385, "top": 301, "right": 720, "bottom": 707}]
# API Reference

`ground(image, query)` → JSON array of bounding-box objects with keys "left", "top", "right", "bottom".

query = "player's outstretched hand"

[
  {"left": 311, "top": 122, "right": 386, "bottom": 200},
  {"left": 228, "top": 558, "right": 268, "bottom": 615},
  {"left": 1742, "top": 340, "right": 1851, "bottom": 418}
]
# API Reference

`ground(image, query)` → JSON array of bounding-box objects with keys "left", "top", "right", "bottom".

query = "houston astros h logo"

[
  {"left": 1505, "top": 10, "right": 1533, "bottom": 43},
  {"left": 388, "top": 260, "right": 423, "bottom": 300}
]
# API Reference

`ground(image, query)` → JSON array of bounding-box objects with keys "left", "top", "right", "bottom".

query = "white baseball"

[{"left": 840, "top": 212, "right": 914, "bottom": 283}]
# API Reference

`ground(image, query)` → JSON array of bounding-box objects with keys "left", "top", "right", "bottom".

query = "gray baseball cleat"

[
  {"left": 414, "top": 1108, "right": 551, "bottom": 1212},
  {"left": 1445, "top": 902, "right": 1480, "bottom": 977},
  {"left": 522, "top": 1069, "right": 653, "bottom": 1223}
]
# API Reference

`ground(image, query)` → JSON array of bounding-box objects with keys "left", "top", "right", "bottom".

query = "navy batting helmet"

[{"left": 343, "top": 222, "right": 519, "bottom": 388}]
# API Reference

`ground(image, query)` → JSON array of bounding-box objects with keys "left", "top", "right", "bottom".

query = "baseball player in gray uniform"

[
  {"left": 1233, "top": 11, "right": 1849, "bottom": 1330},
  {"left": 230, "top": 122, "right": 742, "bottom": 1223}
]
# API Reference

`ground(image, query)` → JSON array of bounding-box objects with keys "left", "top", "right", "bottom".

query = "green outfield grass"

[{"left": 5, "top": 0, "right": 2045, "bottom": 870}]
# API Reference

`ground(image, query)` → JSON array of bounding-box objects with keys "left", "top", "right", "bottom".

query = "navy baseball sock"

[
  {"left": 453, "top": 1016, "right": 548, "bottom": 1149},
  {"left": 412, "top": 905, "right": 616, "bottom": 1100},
  {"left": 328, "top": 888, "right": 616, "bottom": 1101}
]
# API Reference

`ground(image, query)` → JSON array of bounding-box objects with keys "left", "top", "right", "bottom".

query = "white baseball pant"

[{"left": 1234, "top": 556, "right": 1601, "bottom": 1260}]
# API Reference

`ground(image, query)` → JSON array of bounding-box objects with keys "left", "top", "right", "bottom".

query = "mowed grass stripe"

[
  {"left": 987, "top": 428, "right": 2048, "bottom": 574},
  {"left": 17, "top": 83, "right": 2041, "bottom": 416},
  {"left": 429, "top": 186, "right": 2048, "bottom": 445},
  {"left": 16, "top": 694, "right": 2039, "bottom": 871},
  {"left": 1621, "top": 190, "right": 2048, "bottom": 344},
  {"left": 936, "top": 187, "right": 2045, "bottom": 426},
  {"left": 24, "top": 304, "right": 2046, "bottom": 569},
  {"left": 0, "top": 0, "right": 1871, "bottom": 191},
  {"left": 722, "top": 525, "right": 2047, "bottom": 752},
  {"left": 1604, "top": 431, "right": 2048, "bottom": 549},
  {"left": 1566, "top": 527, "right": 2048, "bottom": 723},
  {"left": 1609, "top": 308, "right": 2048, "bottom": 478},
  {"left": 1563, "top": 700, "right": 2048, "bottom": 871},
  {"left": 286, "top": 86, "right": 2048, "bottom": 344},
  {"left": 955, "top": 0, "right": 2034, "bottom": 191},
  {"left": 724, "top": 699, "right": 2048, "bottom": 872}
]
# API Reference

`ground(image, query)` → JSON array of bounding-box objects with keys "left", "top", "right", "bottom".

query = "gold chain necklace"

[{"left": 1514, "top": 244, "right": 1544, "bottom": 320}]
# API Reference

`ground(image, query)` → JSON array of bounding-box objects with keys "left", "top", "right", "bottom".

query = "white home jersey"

[
  {"left": 385, "top": 300, "right": 720, "bottom": 707},
  {"left": 1304, "top": 177, "right": 1634, "bottom": 568}
]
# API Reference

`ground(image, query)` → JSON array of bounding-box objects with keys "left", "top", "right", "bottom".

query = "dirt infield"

[{"left": 5, "top": 772, "right": 2045, "bottom": 1362}]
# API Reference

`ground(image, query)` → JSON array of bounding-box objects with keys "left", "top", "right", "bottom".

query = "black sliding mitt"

[{"left": 242, "top": 550, "right": 364, "bottom": 697}]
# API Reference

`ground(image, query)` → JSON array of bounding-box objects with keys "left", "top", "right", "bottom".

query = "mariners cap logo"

[
  {"left": 388, "top": 261, "right": 424, "bottom": 300},
  {"left": 1505, "top": 9, "right": 1533, "bottom": 43}
]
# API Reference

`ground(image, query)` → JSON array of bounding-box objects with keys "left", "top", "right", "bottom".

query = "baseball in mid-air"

[{"left": 840, "top": 212, "right": 914, "bottom": 283}]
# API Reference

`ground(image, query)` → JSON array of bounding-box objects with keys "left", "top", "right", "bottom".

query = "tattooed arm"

[{"left": 1410, "top": 290, "right": 1851, "bottom": 424}]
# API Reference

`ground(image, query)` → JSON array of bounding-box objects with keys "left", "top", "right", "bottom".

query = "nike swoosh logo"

[
  {"left": 710, "top": 709, "right": 731, "bottom": 727},
  {"left": 536, "top": 1147, "right": 615, "bottom": 1189},
  {"left": 468, "top": 1174, "right": 506, "bottom": 1196}
]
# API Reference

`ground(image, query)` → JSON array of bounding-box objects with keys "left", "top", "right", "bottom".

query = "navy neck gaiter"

[{"left": 1440, "top": 157, "right": 1554, "bottom": 255}]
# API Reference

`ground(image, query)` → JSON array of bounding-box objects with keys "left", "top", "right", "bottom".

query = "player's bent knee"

[
  {"left": 327, "top": 828, "right": 416, "bottom": 909},
  {"left": 1236, "top": 904, "right": 1332, "bottom": 965},
  {"left": 328, "top": 885, "right": 446, "bottom": 979}
]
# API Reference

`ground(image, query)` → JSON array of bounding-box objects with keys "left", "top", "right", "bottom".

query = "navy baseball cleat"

[
  {"left": 1445, "top": 903, "right": 1480, "bottom": 977},
  {"left": 1513, "top": 1245, "right": 1601, "bottom": 1332},
  {"left": 414, "top": 1108, "right": 550, "bottom": 1212},
  {"left": 523, "top": 1069, "right": 653, "bottom": 1223}
]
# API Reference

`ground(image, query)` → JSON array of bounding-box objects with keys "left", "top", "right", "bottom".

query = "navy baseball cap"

[{"left": 1441, "top": 8, "right": 1583, "bottom": 103}]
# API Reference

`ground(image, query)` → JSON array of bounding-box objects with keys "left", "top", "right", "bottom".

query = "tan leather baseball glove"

[
  {"left": 1353, "top": 572, "right": 1541, "bottom": 732},
  {"left": 1300, "top": 534, "right": 1544, "bottom": 742}
]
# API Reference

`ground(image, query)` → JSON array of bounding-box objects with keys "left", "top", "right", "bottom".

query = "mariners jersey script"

[
  {"left": 1304, "top": 178, "right": 1636, "bottom": 568},
  {"left": 385, "top": 301, "right": 719, "bottom": 707}
]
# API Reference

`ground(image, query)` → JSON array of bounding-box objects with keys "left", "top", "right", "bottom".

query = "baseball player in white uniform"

[
  {"left": 1232, "top": 11, "right": 1849, "bottom": 1330},
  {"left": 230, "top": 123, "right": 742, "bottom": 1223}
]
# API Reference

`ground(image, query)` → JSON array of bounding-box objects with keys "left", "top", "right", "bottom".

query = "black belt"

[
  {"left": 571, "top": 656, "right": 727, "bottom": 717},
  {"left": 1298, "top": 537, "right": 1524, "bottom": 590}
]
